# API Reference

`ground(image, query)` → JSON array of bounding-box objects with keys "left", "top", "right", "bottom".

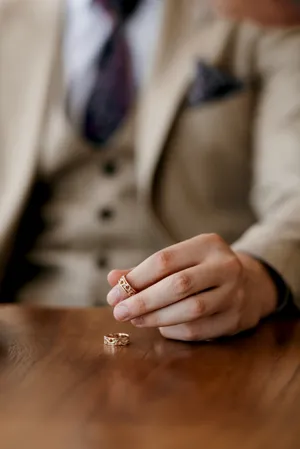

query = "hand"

[{"left": 107, "top": 234, "right": 277, "bottom": 341}]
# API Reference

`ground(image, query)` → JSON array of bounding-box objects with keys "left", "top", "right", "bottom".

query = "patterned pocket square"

[{"left": 187, "top": 60, "right": 244, "bottom": 107}]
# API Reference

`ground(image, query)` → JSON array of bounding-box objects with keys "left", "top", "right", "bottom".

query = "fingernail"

[
  {"left": 114, "top": 304, "right": 129, "bottom": 321},
  {"left": 131, "top": 317, "right": 144, "bottom": 327},
  {"left": 107, "top": 285, "right": 123, "bottom": 306}
]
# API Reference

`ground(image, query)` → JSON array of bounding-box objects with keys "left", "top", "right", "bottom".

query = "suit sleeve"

[{"left": 232, "top": 26, "right": 300, "bottom": 308}]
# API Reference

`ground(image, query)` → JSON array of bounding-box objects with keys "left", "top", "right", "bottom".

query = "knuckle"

[
  {"left": 135, "top": 295, "right": 147, "bottom": 316},
  {"left": 183, "top": 325, "right": 200, "bottom": 342},
  {"left": 172, "top": 272, "right": 193, "bottom": 298},
  {"left": 205, "top": 233, "right": 225, "bottom": 246},
  {"left": 155, "top": 250, "right": 173, "bottom": 274},
  {"left": 192, "top": 297, "right": 206, "bottom": 318},
  {"left": 224, "top": 255, "right": 243, "bottom": 280}
]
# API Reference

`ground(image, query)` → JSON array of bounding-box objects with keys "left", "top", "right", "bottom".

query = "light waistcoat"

[{"left": 16, "top": 42, "right": 163, "bottom": 307}]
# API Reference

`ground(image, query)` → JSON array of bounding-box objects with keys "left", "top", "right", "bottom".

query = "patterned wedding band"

[
  {"left": 104, "top": 333, "right": 130, "bottom": 347},
  {"left": 118, "top": 275, "right": 137, "bottom": 297}
]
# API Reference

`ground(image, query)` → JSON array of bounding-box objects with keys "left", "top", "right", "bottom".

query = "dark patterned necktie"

[{"left": 83, "top": 0, "right": 141, "bottom": 145}]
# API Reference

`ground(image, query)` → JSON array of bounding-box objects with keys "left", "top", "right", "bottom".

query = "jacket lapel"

[
  {"left": 0, "top": 0, "right": 62, "bottom": 274},
  {"left": 136, "top": 1, "right": 234, "bottom": 201}
]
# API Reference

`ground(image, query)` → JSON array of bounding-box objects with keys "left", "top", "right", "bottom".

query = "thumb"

[{"left": 107, "top": 269, "right": 133, "bottom": 288}]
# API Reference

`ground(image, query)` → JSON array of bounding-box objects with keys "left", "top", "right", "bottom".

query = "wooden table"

[{"left": 0, "top": 306, "right": 299, "bottom": 449}]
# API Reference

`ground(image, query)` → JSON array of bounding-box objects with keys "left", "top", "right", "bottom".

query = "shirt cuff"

[{"left": 257, "top": 258, "right": 293, "bottom": 314}]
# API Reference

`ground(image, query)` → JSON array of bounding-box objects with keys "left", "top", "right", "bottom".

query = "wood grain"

[{"left": 0, "top": 306, "right": 300, "bottom": 449}]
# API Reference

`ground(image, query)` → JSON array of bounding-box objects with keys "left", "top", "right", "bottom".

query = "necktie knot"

[{"left": 94, "top": 0, "right": 141, "bottom": 21}]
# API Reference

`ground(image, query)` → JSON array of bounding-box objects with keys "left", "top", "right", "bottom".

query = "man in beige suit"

[{"left": 0, "top": 0, "right": 300, "bottom": 341}]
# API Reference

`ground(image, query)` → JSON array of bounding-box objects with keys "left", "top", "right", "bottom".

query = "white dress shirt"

[{"left": 65, "top": 0, "right": 164, "bottom": 124}]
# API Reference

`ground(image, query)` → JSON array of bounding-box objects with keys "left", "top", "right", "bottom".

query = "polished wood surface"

[{"left": 0, "top": 306, "right": 300, "bottom": 449}]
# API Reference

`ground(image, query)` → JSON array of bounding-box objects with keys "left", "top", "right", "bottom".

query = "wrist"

[{"left": 236, "top": 252, "right": 278, "bottom": 318}]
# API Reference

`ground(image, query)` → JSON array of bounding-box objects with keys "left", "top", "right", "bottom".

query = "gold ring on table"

[
  {"left": 118, "top": 275, "right": 137, "bottom": 297},
  {"left": 104, "top": 333, "right": 130, "bottom": 346}
]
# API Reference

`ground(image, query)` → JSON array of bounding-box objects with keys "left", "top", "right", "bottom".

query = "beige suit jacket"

[{"left": 1, "top": 0, "right": 300, "bottom": 304}]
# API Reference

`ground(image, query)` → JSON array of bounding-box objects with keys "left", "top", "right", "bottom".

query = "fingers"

[
  {"left": 126, "top": 237, "right": 204, "bottom": 289},
  {"left": 107, "top": 234, "right": 226, "bottom": 306},
  {"left": 158, "top": 311, "right": 241, "bottom": 342},
  {"left": 108, "top": 234, "right": 224, "bottom": 305},
  {"left": 112, "top": 264, "right": 222, "bottom": 321},
  {"left": 130, "top": 286, "right": 231, "bottom": 328}
]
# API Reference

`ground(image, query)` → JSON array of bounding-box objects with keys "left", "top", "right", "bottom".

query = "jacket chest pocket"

[{"left": 165, "top": 86, "right": 255, "bottom": 208}]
